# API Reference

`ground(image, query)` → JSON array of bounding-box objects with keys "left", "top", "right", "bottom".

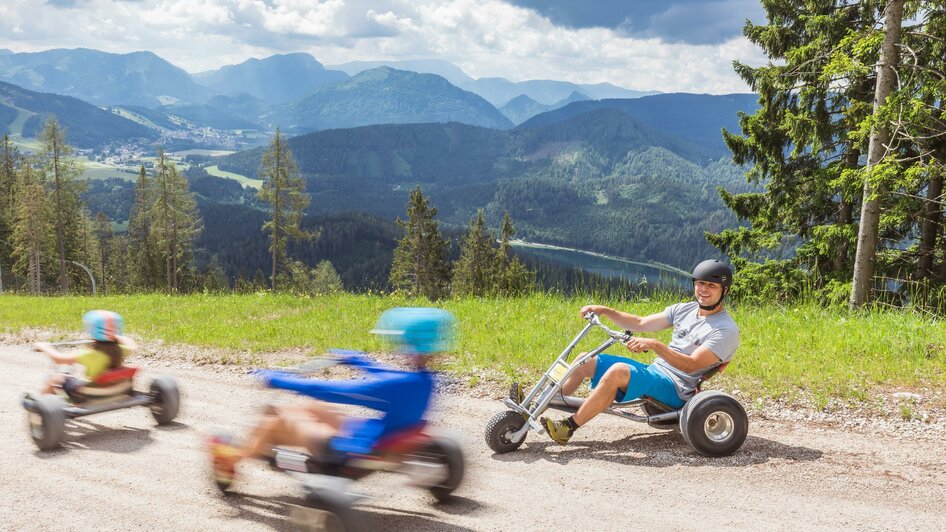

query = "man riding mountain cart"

[{"left": 487, "top": 259, "right": 748, "bottom": 457}]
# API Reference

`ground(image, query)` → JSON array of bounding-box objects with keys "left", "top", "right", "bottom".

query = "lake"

[{"left": 510, "top": 240, "right": 692, "bottom": 290}]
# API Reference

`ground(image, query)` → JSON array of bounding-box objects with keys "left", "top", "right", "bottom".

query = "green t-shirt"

[{"left": 74, "top": 345, "right": 128, "bottom": 379}]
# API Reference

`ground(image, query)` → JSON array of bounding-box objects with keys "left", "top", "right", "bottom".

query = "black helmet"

[{"left": 692, "top": 260, "right": 733, "bottom": 290}]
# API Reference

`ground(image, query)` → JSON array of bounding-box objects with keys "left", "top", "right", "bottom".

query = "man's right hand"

[{"left": 579, "top": 305, "right": 610, "bottom": 319}]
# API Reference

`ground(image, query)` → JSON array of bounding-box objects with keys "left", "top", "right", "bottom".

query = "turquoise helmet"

[
  {"left": 372, "top": 307, "right": 455, "bottom": 355},
  {"left": 83, "top": 310, "right": 124, "bottom": 342}
]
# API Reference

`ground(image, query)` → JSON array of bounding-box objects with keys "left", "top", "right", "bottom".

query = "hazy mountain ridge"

[
  {"left": 0, "top": 48, "right": 213, "bottom": 107},
  {"left": 194, "top": 53, "right": 349, "bottom": 104}
]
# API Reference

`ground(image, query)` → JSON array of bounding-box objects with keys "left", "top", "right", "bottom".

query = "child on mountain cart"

[
  {"left": 208, "top": 307, "right": 455, "bottom": 488},
  {"left": 537, "top": 259, "right": 739, "bottom": 444},
  {"left": 34, "top": 310, "right": 137, "bottom": 401}
]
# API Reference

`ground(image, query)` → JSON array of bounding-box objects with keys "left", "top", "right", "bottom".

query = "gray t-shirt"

[{"left": 651, "top": 301, "right": 739, "bottom": 401}]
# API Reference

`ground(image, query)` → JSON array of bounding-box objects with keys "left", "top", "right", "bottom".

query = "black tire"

[
  {"left": 485, "top": 410, "right": 527, "bottom": 454},
  {"left": 679, "top": 391, "right": 748, "bottom": 457},
  {"left": 642, "top": 402, "right": 678, "bottom": 428},
  {"left": 28, "top": 394, "right": 66, "bottom": 451},
  {"left": 149, "top": 376, "right": 180, "bottom": 425},
  {"left": 420, "top": 437, "right": 465, "bottom": 502},
  {"left": 296, "top": 489, "right": 366, "bottom": 532}
]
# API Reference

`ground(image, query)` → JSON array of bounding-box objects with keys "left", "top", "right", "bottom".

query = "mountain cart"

[
  {"left": 485, "top": 312, "right": 748, "bottom": 457},
  {"left": 22, "top": 340, "right": 180, "bottom": 451}
]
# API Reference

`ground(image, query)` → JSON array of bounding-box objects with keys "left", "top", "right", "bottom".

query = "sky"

[{"left": 0, "top": 0, "right": 770, "bottom": 94}]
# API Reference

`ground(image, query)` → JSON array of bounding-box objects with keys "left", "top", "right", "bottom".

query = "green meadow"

[{"left": 1, "top": 292, "right": 944, "bottom": 409}]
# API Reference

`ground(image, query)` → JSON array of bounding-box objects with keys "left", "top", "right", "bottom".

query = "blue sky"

[{"left": 1, "top": 0, "right": 768, "bottom": 93}]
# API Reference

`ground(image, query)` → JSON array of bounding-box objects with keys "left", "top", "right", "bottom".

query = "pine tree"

[
  {"left": 129, "top": 164, "right": 161, "bottom": 290},
  {"left": 150, "top": 150, "right": 202, "bottom": 292},
  {"left": 389, "top": 186, "right": 450, "bottom": 300},
  {"left": 11, "top": 162, "right": 51, "bottom": 294},
  {"left": 258, "top": 128, "right": 313, "bottom": 290},
  {"left": 93, "top": 212, "right": 113, "bottom": 294},
  {"left": 850, "top": 0, "right": 906, "bottom": 308},
  {"left": 452, "top": 211, "right": 499, "bottom": 297},
  {"left": 498, "top": 212, "right": 534, "bottom": 296},
  {"left": 38, "top": 116, "right": 84, "bottom": 293},
  {"left": 0, "top": 135, "right": 17, "bottom": 269}
]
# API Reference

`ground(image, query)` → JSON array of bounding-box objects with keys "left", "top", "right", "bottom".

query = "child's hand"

[{"left": 33, "top": 342, "right": 51, "bottom": 353}]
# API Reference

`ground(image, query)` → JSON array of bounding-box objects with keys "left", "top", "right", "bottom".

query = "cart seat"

[
  {"left": 640, "top": 361, "right": 731, "bottom": 412},
  {"left": 75, "top": 366, "right": 138, "bottom": 397},
  {"left": 373, "top": 422, "right": 429, "bottom": 454}
]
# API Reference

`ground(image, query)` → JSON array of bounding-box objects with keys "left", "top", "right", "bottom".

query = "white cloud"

[{"left": 0, "top": 0, "right": 765, "bottom": 93}]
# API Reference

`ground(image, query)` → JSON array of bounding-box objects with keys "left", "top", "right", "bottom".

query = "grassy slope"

[{"left": 1, "top": 293, "right": 943, "bottom": 407}]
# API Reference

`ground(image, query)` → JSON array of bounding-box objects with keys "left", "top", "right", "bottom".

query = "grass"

[
  {"left": 205, "top": 165, "right": 263, "bottom": 189},
  {"left": 1, "top": 292, "right": 944, "bottom": 407}
]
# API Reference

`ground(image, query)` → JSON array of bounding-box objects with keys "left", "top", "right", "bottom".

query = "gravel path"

[{"left": 2, "top": 342, "right": 945, "bottom": 531}]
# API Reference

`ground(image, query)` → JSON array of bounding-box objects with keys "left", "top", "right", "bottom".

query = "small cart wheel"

[
  {"left": 293, "top": 488, "right": 365, "bottom": 532},
  {"left": 485, "top": 410, "right": 527, "bottom": 454},
  {"left": 149, "top": 376, "right": 180, "bottom": 425},
  {"left": 679, "top": 391, "right": 748, "bottom": 457},
  {"left": 28, "top": 394, "right": 66, "bottom": 451},
  {"left": 421, "top": 436, "right": 465, "bottom": 502}
]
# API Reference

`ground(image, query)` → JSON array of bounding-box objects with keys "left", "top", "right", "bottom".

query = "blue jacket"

[{"left": 262, "top": 353, "right": 434, "bottom": 453}]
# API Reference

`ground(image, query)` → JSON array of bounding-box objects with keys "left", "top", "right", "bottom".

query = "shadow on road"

[
  {"left": 30, "top": 420, "right": 162, "bottom": 455},
  {"left": 219, "top": 492, "right": 482, "bottom": 531},
  {"left": 491, "top": 429, "right": 823, "bottom": 468}
]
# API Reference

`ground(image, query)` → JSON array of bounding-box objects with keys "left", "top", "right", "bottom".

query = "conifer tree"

[
  {"left": 93, "top": 212, "right": 113, "bottom": 294},
  {"left": 258, "top": 128, "right": 312, "bottom": 290},
  {"left": 849, "top": 0, "right": 910, "bottom": 307},
  {"left": 498, "top": 212, "right": 534, "bottom": 296},
  {"left": 150, "top": 150, "right": 202, "bottom": 292},
  {"left": 38, "top": 116, "right": 84, "bottom": 293},
  {"left": 452, "top": 211, "right": 499, "bottom": 297},
  {"left": 129, "top": 164, "right": 161, "bottom": 290},
  {"left": 11, "top": 162, "right": 50, "bottom": 294},
  {"left": 0, "top": 135, "right": 17, "bottom": 269},
  {"left": 389, "top": 186, "right": 450, "bottom": 300}
]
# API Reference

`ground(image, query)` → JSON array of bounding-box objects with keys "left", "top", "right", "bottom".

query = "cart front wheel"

[
  {"left": 485, "top": 410, "right": 527, "bottom": 454},
  {"left": 294, "top": 489, "right": 365, "bottom": 532},
  {"left": 28, "top": 394, "right": 66, "bottom": 451},
  {"left": 679, "top": 391, "right": 748, "bottom": 457}
]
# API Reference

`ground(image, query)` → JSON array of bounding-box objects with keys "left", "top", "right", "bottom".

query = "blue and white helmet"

[
  {"left": 371, "top": 307, "right": 455, "bottom": 355},
  {"left": 83, "top": 310, "right": 124, "bottom": 342}
]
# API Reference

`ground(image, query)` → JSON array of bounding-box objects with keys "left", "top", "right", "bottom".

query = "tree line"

[{"left": 712, "top": 0, "right": 946, "bottom": 311}]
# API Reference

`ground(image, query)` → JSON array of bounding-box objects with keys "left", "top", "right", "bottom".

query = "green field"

[
  {"left": 1, "top": 292, "right": 943, "bottom": 410},
  {"left": 80, "top": 159, "right": 141, "bottom": 180},
  {"left": 206, "top": 164, "right": 263, "bottom": 189}
]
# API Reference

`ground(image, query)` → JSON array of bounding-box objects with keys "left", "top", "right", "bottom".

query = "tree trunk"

[
  {"left": 849, "top": 0, "right": 904, "bottom": 309},
  {"left": 916, "top": 155, "right": 943, "bottom": 280},
  {"left": 833, "top": 148, "right": 859, "bottom": 273},
  {"left": 53, "top": 142, "right": 68, "bottom": 294}
]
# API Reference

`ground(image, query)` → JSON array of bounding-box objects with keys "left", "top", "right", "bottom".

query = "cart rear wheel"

[
  {"left": 28, "top": 394, "right": 66, "bottom": 451},
  {"left": 150, "top": 376, "right": 180, "bottom": 424},
  {"left": 415, "top": 436, "right": 465, "bottom": 501},
  {"left": 485, "top": 410, "right": 527, "bottom": 454},
  {"left": 679, "top": 391, "right": 747, "bottom": 457}
]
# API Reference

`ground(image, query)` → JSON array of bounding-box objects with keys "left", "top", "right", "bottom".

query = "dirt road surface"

[{"left": 2, "top": 344, "right": 945, "bottom": 531}]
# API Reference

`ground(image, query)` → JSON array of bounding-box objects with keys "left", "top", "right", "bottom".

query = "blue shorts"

[{"left": 590, "top": 354, "right": 684, "bottom": 409}]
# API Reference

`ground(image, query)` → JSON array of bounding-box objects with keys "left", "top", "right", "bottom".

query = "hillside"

[
  {"left": 268, "top": 67, "right": 513, "bottom": 134},
  {"left": 519, "top": 93, "right": 759, "bottom": 158},
  {"left": 0, "top": 48, "right": 212, "bottom": 107},
  {"left": 0, "top": 80, "right": 158, "bottom": 148},
  {"left": 215, "top": 109, "right": 748, "bottom": 269}
]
